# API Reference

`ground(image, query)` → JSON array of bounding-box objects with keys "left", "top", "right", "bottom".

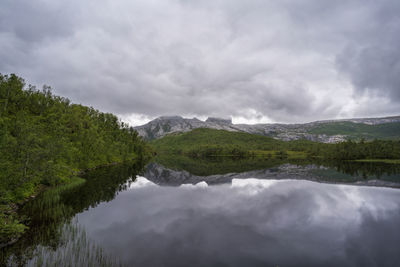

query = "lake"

[{"left": 2, "top": 158, "right": 400, "bottom": 267}]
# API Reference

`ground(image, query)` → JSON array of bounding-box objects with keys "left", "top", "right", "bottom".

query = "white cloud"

[{"left": 118, "top": 113, "right": 154, "bottom": 127}]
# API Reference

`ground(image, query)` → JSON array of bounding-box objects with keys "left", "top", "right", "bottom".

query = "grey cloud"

[
  {"left": 337, "top": 45, "right": 400, "bottom": 100},
  {"left": 0, "top": 0, "right": 399, "bottom": 123},
  {"left": 0, "top": 1, "right": 78, "bottom": 43},
  {"left": 335, "top": 0, "right": 400, "bottom": 101}
]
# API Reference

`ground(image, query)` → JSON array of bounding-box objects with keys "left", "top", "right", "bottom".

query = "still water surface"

[{"left": 3, "top": 158, "right": 400, "bottom": 267}]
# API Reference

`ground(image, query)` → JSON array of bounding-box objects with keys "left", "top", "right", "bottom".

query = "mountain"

[
  {"left": 134, "top": 116, "right": 239, "bottom": 140},
  {"left": 134, "top": 115, "right": 400, "bottom": 143}
]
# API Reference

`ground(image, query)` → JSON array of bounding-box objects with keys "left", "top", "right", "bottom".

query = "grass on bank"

[{"left": 0, "top": 176, "right": 86, "bottom": 247}]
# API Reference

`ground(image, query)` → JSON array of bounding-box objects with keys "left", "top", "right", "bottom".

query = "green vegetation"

[
  {"left": 2, "top": 162, "right": 145, "bottom": 265},
  {"left": 151, "top": 128, "right": 279, "bottom": 152},
  {"left": 308, "top": 121, "right": 400, "bottom": 140},
  {"left": 151, "top": 128, "right": 318, "bottom": 158},
  {"left": 151, "top": 128, "right": 400, "bottom": 161},
  {"left": 329, "top": 139, "right": 400, "bottom": 160},
  {"left": 0, "top": 74, "right": 150, "bottom": 245}
]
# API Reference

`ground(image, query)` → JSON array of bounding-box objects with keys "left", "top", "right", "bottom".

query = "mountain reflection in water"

[
  {"left": 144, "top": 159, "right": 400, "bottom": 188},
  {"left": 77, "top": 177, "right": 400, "bottom": 267}
]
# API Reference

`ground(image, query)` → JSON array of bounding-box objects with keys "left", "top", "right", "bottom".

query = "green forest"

[
  {"left": 151, "top": 128, "right": 400, "bottom": 160},
  {"left": 0, "top": 74, "right": 150, "bottom": 245}
]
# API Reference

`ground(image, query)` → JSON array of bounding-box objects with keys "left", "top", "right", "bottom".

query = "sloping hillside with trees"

[{"left": 0, "top": 74, "right": 149, "bottom": 244}]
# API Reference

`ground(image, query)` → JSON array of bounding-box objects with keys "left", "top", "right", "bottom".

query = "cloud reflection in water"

[{"left": 77, "top": 178, "right": 400, "bottom": 267}]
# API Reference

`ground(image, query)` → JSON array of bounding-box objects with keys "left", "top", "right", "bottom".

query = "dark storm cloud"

[
  {"left": 336, "top": 3, "right": 400, "bottom": 102},
  {"left": 0, "top": 0, "right": 399, "bottom": 124},
  {"left": 0, "top": 1, "right": 78, "bottom": 43}
]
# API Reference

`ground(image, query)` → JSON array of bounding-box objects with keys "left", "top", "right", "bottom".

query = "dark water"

[{"left": 2, "top": 158, "right": 400, "bottom": 267}]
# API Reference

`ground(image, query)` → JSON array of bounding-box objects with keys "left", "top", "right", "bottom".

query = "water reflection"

[
  {"left": 9, "top": 221, "right": 125, "bottom": 267},
  {"left": 153, "top": 154, "right": 400, "bottom": 180},
  {"left": 1, "top": 161, "right": 146, "bottom": 266},
  {"left": 145, "top": 157, "right": 400, "bottom": 187},
  {"left": 77, "top": 178, "right": 400, "bottom": 267},
  {"left": 2, "top": 157, "right": 400, "bottom": 266}
]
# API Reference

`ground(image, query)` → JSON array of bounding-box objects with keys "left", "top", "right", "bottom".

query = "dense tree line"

[
  {"left": 0, "top": 74, "right": 149, "bottom": 243},
  {"left": 327, "top": 139, "right": 400, "bottom": 160},
  {"left": 185, "top": 145, "right": 250, "bottom": 158}
]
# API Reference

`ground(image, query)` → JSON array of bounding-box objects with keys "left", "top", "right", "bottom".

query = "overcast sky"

[{"left": 1, "top": 0, "right": 399, "bottom": 125}]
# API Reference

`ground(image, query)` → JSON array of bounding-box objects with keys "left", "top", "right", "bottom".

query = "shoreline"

[{"left": 0, "top": 159, "right": 137, "bottom": 249}]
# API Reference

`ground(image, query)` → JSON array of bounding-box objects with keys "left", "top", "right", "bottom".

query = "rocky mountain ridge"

[{"left": 134, "top": 115, "right": 400, "bottom": 143}]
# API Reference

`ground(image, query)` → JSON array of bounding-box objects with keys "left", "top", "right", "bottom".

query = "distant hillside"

[
  {"left": 151, "top": 128, "right": 283, "bottom": 153},
  {"left": 150, "top": 128, "right": 400, "bottom": 161},
  {"left": 308, "top": 121, "right": 400, "bottom": 140},
  {"left": 134, "top": 115, "right": 400, "bottom": 143},
  {"left": 150, "top": 128, "right": 321, "bottom": 158}
]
